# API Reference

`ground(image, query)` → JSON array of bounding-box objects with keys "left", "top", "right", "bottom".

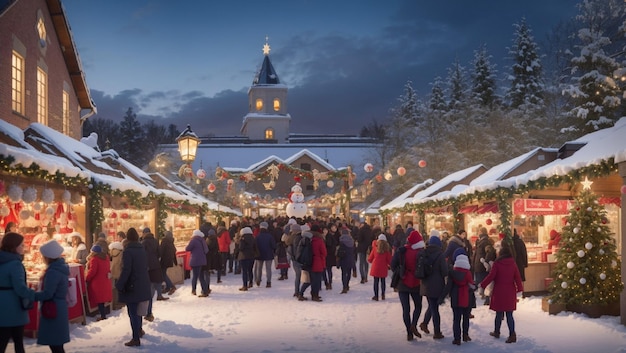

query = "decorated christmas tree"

[{"left": 548, "top": 182, "right": 623, "bottom": 306}]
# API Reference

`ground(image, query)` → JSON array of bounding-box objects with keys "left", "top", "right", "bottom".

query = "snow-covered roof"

[
  {"left": 380, "top": 179, "right": 434, "bottom": 210},
  {"left": 412, "top": 164, "right": 487, "bottom": 205},
  {"left": 363, "top": 198, "right": 385, "bottom": 215}
]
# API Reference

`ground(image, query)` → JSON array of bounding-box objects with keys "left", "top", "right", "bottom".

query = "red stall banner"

[{"left": 513, "top": 199, "right": 572, "bottom": 215}]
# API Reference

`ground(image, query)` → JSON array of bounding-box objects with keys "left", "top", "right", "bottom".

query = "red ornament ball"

[
  {"left": 207, "top": 183, "right": 216, "bottom": 193},
  {"left": 397, "top": 167, "right": 406, "bottom": 176},
  {"left": 485, "top": 218, "right": 492, "bottom": 225},
  {"left": 418, "top": 160, "right": 427, "bottom": 168},
  {"left": 375, "top": 175, "right": 383, "bottom": 183},
  {"left": 621, "top": 185, "right": 626, "bottom": 194}
]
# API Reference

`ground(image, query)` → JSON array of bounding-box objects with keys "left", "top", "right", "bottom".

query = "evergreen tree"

[
  {"left": 547, "top": 187, "right": 623, "bottom": 306},
  {"left": 561, "top": 0, "right": 625, "bottom": 134},
  {"left": 447, "top": 58, "right": 468, "bottom": 111},
  {"left": 506, "top": 18, "right": 545, "bottom": 109},
  {"left": 470, "top": 44, "right": 499, "bottom": 110},
  {"left": 386, "top": 81, "right": 419, "bottom": 156},
  {"left": 118, "top": 107, "right": 145, "bottom": 166},
  {"left": 82, "top": 117, "right": 120, "bottom": 151}
]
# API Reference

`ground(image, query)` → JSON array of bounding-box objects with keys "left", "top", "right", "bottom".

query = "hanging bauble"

[
  {"left": 584, "top": 242, "right": 593, "bottom": 250},
  {"left": 207, "top": 183, "right": 216, "bottom": 193},
  {"left": 71, "top": 192, "right": 82, "bottom": 205},
  {"left": 33, "top": 202, "right": 42, "bottom": 212},
  {"left": 19, "top": 209, "right": 31, "bottom": 220},
  {"left": 621, "top": 185, "right": 626, "bottom": 194},
  {"left": 0, "top": 206, "right": 10, "bottom": 217},
  {"left": 7, "top": 184, "right": 23, "bottom": 202},
  {"left": 586, "top": 207, "right": 592, "bottom": 212},
  {"left": 418, "top": 160, "right": 427, "bottom": 168},
  {"left": 611, "top": 260, "right": 617, "bottom": 268},
  {"left": 561, "top": 217, "right": 568, "bottom": 226},
  {"left": 45, "top": 206, "right": 55, "bottom": 217},
  {"left": 227, "top": 179, "right": 234, "bottom": 185},
  {"left": 596, "top": 227, "right": 601, "bottom": 232},
  {"left": 109, "top": 212, "right": 118, "bottom": 219},
  {"left": 566, "top": 261, "right": 574, "bottom": 269},
  {"left": 599, "top": 249, "right": 605, "bottom": 255},
  {"left": 62, "top": 190, "right": 71, "bottom": 203},
  {"left": 22, "top": 187, "right": 37, "bottom": 204},
  {"left": 579, "top": 277, "right": 586, "bottom": 285},
  {"left": 364, "top": 163, "right": 374, "bottom": 173},
  {"left": 573, "top": 227, "right": 580, "bottom": 234},
  {"left": 196, "top": 169, "right": 206, "bottom": 179},
  {"left": 397, "top": 167, "right": 406, "bottom": 176},
  {"left": 384, "top": 170, "right": 392, "bottom": 181},
  {"left": 41, "top": 188, "right": 54, "bottom": 204},
  {"left": 569, "top": 237, "right": 573, "bottom": 242},
  {"left": 485, "top": 218, "right": 492, "bottom": 226},
  {"left": 577, "top": 250, "right": 585, "bottom": 258},
  {"left": 363, "top": 179, "right": 370, "bottom": 186},
  {"left": 561, "top": 282, "right": 568, "bottom": 289},
  {"left": 326, "top": 180, "right": 334, "bottom": 188},
  {"left": 601, "top": 217, "right": 607, "bottom": 224},
  {"left": 600, "top": 273, "right": 606, "bottom": 280},
  {"left": 120, "top": 213, "right": 129, "bottom": 219},
  {"left": 375, "top": 175, "right": 383, "bottom": 183}
]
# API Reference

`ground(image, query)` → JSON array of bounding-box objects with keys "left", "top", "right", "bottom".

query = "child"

[
  {"left": 441, "top": 253, "right": 475, "bottom": 345},
  {"left": 367, "top": 234, "right": 392, "bottom": 301}
]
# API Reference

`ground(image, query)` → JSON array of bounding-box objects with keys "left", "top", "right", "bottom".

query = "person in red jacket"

[
  {"left": 480, "top": 246, "right": 523, "bottom": 344},
  {"left": 368, "top": 234, "right": 392, "bottom": 301},
  {"left": 86, "top": 245, "right": 112, "bottom": 321},
  {"left": 309, "top": 225, "right": 327, "bottom": 302},
  {"left": 440, "top": 253, "right": 475, "bottom": 345},
  {"left": 216, "top": 221, "right": 231, "bottom": 276}
]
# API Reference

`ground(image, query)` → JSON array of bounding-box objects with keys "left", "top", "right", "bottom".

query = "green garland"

[{"left": 0, "top": 154, "right": 89, "bottom": 187}]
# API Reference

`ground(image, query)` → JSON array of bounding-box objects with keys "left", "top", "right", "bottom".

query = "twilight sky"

[{"left": 63, "top": 0, "right": 579, "bottom": 137}]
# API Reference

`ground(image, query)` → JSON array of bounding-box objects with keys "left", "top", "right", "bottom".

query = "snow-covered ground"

[{"left": 17, "top": 267, "right": 626, "bottom": 353}]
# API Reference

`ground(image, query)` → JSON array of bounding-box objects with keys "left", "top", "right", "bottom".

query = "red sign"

[{"left": 512, "top": 199, "right": 572, "bottom": 215}]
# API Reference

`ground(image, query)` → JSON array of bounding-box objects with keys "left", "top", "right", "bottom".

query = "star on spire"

[
  {"left": 263, "top": 35, "right": 271, "bottom": 56},
  {"left": 581, "top": 176, "right": 594, "bottom": 190}
]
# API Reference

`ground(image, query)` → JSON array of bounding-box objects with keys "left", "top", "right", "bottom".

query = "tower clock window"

[
  {"left": 255, "top": 98, "right": 263, "bottom": 111},
  {"left": 273, "top": 98, "right": 280, "bottom": 111}
]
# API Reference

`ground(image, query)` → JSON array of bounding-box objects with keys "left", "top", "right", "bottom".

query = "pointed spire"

[
  {"left": 263, "top": 35, "right": 271, "bottom": 56},
  {"left": 254, "top": 36, "right": 280, "bottom": 85}
]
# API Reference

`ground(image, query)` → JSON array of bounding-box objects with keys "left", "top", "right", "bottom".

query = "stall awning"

[
  {"left": 476, "top": 203, "right": 499, "bottom": 214},
  {"left": 458, "top": 205, "right": 478, "bottom": 214}
]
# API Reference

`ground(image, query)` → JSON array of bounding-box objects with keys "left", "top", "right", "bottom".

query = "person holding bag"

[
  {"left": 0, "top": 232, "right": 39, "bottom": 353},
  {"left": 37, "top": 239, "right": 70, "bottom": 353}
]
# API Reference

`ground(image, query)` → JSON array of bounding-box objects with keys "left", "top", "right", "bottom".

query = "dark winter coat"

[
  {"left": 419, "top": 244, "right": 448, "bottom": 298},
  {"left": 159, "top": 233, "right": 178, "bottom": 269},
  {"left": 356, "top": 223, "right": 374, "bottom": 254},
  {"left": 311, "top": 233, "right": 327, "bottom": 273},
  {"left": 141, "top": 232, "right": 163, "bottom": 283},
  {"left": 37, "top": 258, "right": 70, "bottom": 346},
  {"left": 86, "top": 254, "right": 113, "bottom": 304},
  {"left": 337, "top": 234, "right": 355, "bottom": 270},
  {"left": 512, "top": 234, "right": 528, "bottom": 281},
  {"left": 390, "top": 246, "right": 422, "bottom": 293},
  {"left": 442, "top": 267, "right": 475, "bottom": 308},
  {"left": 116, "top": 241, "right": 152, "bottom": 304},
  {"left": 238, "top": 233, "right": 257, "bottom": 260},
  {"left": 186, "top": 233, "right": 208, "bottom": 267},
  {"left": 473, "top": 234, "right": 495, "bottom": 274},
  {"left": 391, "top": 227, "right": 406, "bottom": 249},
  {"left": 0, "top": 250, "right": 37, "bottom": 327},
  {"left": 256, "top": 229, "right": 277, "bottom": 261},
  {"left": 480, "top": 256, "right": 523, "bottom": 312},
  {"left": 325, "top": 230, "right": 339, "bottom": 267},
  {"left": 204, "top": 232, "right": 221, "bottom": 271},
  {"left": 444, "top": 235, "right": 471, "bottom": 266}
]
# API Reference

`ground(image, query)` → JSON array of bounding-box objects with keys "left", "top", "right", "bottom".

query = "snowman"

[{"left": 286, "top": 179, "right": 307, "bottom": 218}]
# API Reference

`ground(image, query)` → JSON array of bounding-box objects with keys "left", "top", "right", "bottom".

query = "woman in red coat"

[
  {"left": 309, "top": 225, "right": 328, "bottom": 302},
  {"left": 480, "top": 246, "right": 523, "bottom": 344},
  {"left": 368, "top": 234, "right": 392, "bottom": 301},
  {"left": 86, "top": 245, "right": 113, "bottom": 321}
]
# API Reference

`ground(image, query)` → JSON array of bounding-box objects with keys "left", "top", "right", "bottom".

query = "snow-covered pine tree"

[
  {"left": 471, "top": 44, "right": 499, "bottom": 110},
  {"left": 547, "top": 186, "right": 623, "bottom": 306},
  {"left": 561, "top": 0, "right": 625, "bottom": 135},
  {"left": 506, "top": 18, "right": 545, "bottom": 109},
  {"left": 118, "top": 107, "right": 145, "bottom": 166}
]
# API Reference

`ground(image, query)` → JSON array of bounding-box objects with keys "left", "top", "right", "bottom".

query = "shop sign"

[{"left": 512, "top": 199, "right": 572, "bottom": 215}]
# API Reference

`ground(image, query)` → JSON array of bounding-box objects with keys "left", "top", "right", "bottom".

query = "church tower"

[{"left": 241, "top": 38, "right": 291, "bottom": 142}]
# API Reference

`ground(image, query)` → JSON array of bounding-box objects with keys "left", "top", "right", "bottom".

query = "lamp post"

[{"left": 176, "top": 125, "right": 200, "bottom": 184}]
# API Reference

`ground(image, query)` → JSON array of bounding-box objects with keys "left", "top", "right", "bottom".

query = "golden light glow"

[
  {"left": 273, "top": 98, "right": 280, "bottom": 111},
  {"left": 256, "top": 98, "right": 263, "bottom": 111}
]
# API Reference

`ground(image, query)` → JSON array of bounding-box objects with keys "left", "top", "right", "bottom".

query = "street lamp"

[{"left": 176, "top": 125, "right": 200, "bottom": 163}]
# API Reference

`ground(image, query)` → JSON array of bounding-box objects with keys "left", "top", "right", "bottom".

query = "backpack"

[
  {"left": 295, "top": 237, "right": 313, "bottom": 267},
  {"left": 414, "top": 249, "right": 439, "bottom": 279}
]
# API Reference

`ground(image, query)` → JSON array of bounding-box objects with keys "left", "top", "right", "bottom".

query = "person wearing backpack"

[
  {"left": 296, "top": 231, "right": 314, "bottom": 301},
  {"left": 336, "top": 228, "right": 355, "bottom": 294},
  {"left": 286, "top": 224, "right": 302, "bottom": 297},
  {"left": 368, "top": 234, "right": 392, "bottom": 301},
  {"left": 390, "top": 230, "right": 425, "bottom": 341},
  {"left": 418, "top": 235, "right": 448, "bottom": 340}
]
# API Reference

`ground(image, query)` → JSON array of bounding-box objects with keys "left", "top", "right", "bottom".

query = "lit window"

[
  {"left": 265, "top": 128, "right": 274, "bottom": 140},
  {"left": 11, "top": 52, "right": 24, "bottom": 114},
  {"left": 273, "top": 98, "right": 280, "bottom": 111},
  {"left": 62, "top": 91, "right": 70, "bottom": 134},
  {"left": 37, "top": 68, "right": 47, "bottom": 125},
  {"left": 37, "top": 17, "right": 46, "bottom": 47},
  {"left": 255, "top": 98, "right": 263, "bottom": 111}
]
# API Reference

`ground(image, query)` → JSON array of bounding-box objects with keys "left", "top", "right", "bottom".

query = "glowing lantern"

[
  {"left": 418, "top": 160, "right": 427, "bottom": 168},
  {"left": 327, "top": 180, "right": 334, "bottom": 188},
  {"left": 207, "top": 183, "right": 216, "bottom": 193},
  {"left": 384, "top": 170, "right": 392, "bottom": 181},
  {"left": 364, "top": 163, "right": 374, "bottom": 173},
  {"left": 397, "top": 167, "right": 406, "bottom": 176},
  {"left": 196, "top": 168, "right": 206, "bottom": 179}
]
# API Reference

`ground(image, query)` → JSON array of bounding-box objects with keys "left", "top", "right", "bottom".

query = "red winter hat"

[
  {"left": 499, "top": 233, "right": 505, "bottom": 240},
  {"left": 550, "top": 229, "right": 560, "bottom": 238},
  {"left": 407, "top": 230, "right": 425, "bottom": 249}
]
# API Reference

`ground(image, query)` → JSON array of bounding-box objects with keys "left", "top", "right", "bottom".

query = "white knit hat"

[
  {"left": 240, "top": 227, "right": 253, "bottom": 235},
  {"left": 377, "top": 234, "right": 387, "bottom": 242},
  {"left": 109, "top": 241, "right": 124, "bottom": 251},
  {"left": 192, "top": 229, "right": 204, "bottom": 237},
  {"left": 40, "top": 240, "right": 64, "bottom": 259},
  {"left": 454, "top": 254, "right": 471, "bottom": 270}
]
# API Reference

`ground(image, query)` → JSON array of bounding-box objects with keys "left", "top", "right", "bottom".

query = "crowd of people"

[{"left": 0, "top": 216, "right": 529, "bottom": 351}]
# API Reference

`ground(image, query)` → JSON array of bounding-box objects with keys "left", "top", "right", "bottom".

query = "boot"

[
  {"left": 278, "top": 275, "right": 285, "bottom": 281},
  {"left": 328, "top": 283, "right": 331, "bottom": 290},
  {"left": 256, "top": 280, "right": 261, "bottom": 287},
  {"left": 489, "top": 331, "right": 500, "bottom": 339},
  {"left": 298, "top": 294, "right": 308, "bottom": 301},
  {"left": 371, "top": 295, "right": 379, "bottom": 301},
  {"left": 433, "top": 331, "right": 444, "bottom": 339},
  {"left": 156, "top": 296, "right": 169, "bottom": 301},
  {"left": 452, "top": 339, "right": 461, "bottom": 345},
  {"left": 419, "top": 323, "right": 430, "bottom": 334},
  {"left": 505, "top": 333, "right": 516, "bottom": 343},
  {"left": 266, "top": 282, "right": 271, "bottom": 288},
  {"left": 124, "top": 339, "right": 140, "bottom": 347},
  {"left": 463, "top": 334, "right": 472, "bottom": 342},
  {"left": 352, "top": 269, "right": 357, "bottom": 278},
  {"left": 311, "top": 295, "right": 323, "bottom": 302},
  {"left": 381, "top": 293, "right": 385, "bottom": 300},
  {"left": 340, "top": 287, "right": 348, "bottom": 294},
  {"left": 168, "top": 286, "right": 177, "bottom": 295},
  {"left": 407, "top": 332, "right": 414, "bottom": 341},
  {"left": 238, "top": 286, "right": 248, "bottom": 291},
  {"left": 410, "top": 325, "right": 421, "bottom": 338}
]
